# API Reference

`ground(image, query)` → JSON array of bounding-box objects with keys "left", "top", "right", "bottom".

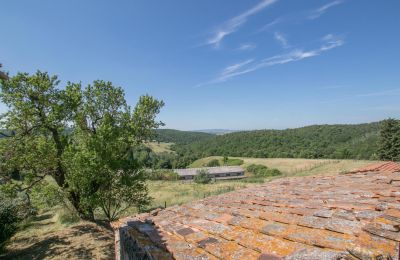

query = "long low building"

[
  {"left": 112, "top": 161, "right": 400, "bottom": 259},
  {"left": 174, "top": 166, "right": 245, "bottom": 180}
]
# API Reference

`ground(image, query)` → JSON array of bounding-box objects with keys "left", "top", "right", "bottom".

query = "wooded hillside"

[
  {"left": 154, "top": 129, "right": 214, "bottom": 145},
  {"left": 172, "top": 122, "right": 381, "bottom": 160}
]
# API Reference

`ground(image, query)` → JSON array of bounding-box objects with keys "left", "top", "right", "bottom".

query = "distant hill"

[
  {"left": 172, "top": 122, "right": 382, "bottom": 160},
  {"left": 192, "top": 129, "right": 240, "bottom": 135},
  {"left": 154, "top": 129, "right": 214, "bottom": 145}
]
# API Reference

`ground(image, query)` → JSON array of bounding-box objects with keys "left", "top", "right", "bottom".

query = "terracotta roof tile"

[{"left": 114, "top": 162, "right": 400, "bottom": 259}]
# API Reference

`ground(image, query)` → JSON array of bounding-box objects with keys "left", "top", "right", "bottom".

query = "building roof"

[
  {"left": 349, "top": 161, "right": 400, "bottom": 174},
  {"left": 174, "top": 166, "right": 244, "bottom": 176},
  {"left": 113, "top": 162, "right": 400, "bottom": 259}
]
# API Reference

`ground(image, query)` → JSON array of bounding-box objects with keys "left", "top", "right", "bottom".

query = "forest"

[{"left": 172, "top": 123, "right": 382, "bottom": 161}]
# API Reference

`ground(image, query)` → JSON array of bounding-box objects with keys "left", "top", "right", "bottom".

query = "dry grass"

[
  {"left": 146, "top": 180, "right": 251, "bottom": 209},
  {"left": 2, "top": 208, "right": 114, "bottom": 260},
  {"left": 145, "top": 142, "right": 175, "bottom": 154}
]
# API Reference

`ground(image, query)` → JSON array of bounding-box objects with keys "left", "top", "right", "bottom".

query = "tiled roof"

[
  {"left": 174, "top": 166, "right": 244, "bottom": 176},
  {"left": 349, "top": 161, "right": 400, "bottom": 174},
  {"left": 114, "top": 162, "right": 400, "bottom": 259}
]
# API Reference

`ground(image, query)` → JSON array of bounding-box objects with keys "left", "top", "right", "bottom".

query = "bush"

[
  {"left": 31, "top": 182, "right": 64, "bottom": 210},
  {"left": 0, "top": 198, "right": 21, "bottom": 251},
  {"left": 206, "top": 159, "right": 220, "bottom": 167},
  {"left": 194, "top": 169, "right": 211, "bottom": 184},
  {"left": 246, "top": 164, "right": 282, "bottom": 177}
]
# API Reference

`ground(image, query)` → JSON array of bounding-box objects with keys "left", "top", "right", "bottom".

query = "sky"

[{"left": 1, "top": 0, "right": 400, "bottom": 130}]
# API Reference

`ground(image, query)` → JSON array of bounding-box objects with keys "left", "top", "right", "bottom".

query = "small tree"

[
  {"left": 379, "top": 118, "right": 400, "bottom": 161},
  {"left": 0, "top": 72, "right": 164, "bottom": 221},
  {"left": 194, "top": 169, "right": 211, "bottom": 184}
]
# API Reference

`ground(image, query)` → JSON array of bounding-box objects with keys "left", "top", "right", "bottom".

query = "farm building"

[
  {"left": 174, "top": 166, "right": 245, "bottom": 180},
  {"left": 112, "top": 161, "right": 400, "bottom": 259}
]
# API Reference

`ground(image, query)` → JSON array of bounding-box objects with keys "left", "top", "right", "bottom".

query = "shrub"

[
  {"left": 31, "top": 182, "right": 64, "bottom": 210},
  {"left": 246, "top": 164, "right": 282, "bottom": 177},
  {"left": 206, "top": 159, "right": 220, "bottom": 167},
  {"left": 0, "top": 197, "right": 21, "bottom": 252},
  {"left": 194, "top": 169, "right": 211, "bottom": 184}
]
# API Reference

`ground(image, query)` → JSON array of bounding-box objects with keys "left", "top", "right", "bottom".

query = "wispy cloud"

[
  {"left": 238, "top": 43, "right": 256, "bottom": 51},
  {"left": 309, "top": 0, "right": 343, "bottom": 20},
  {"left": 207, "top": 0, "right": 277, "bottom": 48},
  {"left": 274, "top": 31, "right": 289, "bottom": 48},
  {"left": 196, "top": 35, "right": 344, "bottom": 87},
  {"left": 221, "top": 59, "right": 254, "bottom": 78},
  {"left": 258, "top": 1, "right": 344, "bottom": 32},
  {"left": 357, "top": 88, "right": 400, "bottom": 97},
  {"left": 258, "top": 18, "right": 282, "bottom": 32}
]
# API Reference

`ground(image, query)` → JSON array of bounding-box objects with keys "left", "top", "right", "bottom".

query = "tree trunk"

[{"left": 49, "top": 127, "right": 66, "bottom": 187}]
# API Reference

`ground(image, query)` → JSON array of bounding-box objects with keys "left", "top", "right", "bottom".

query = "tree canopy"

[
  {"left": 0, "top": 71, "right": 164, "bottom": 221},
  {"left": 172, "top": 123, "right": 381, "bottom": 162},
  {"left": 379, "top": 118, "right": 400, "bottom": 161}
]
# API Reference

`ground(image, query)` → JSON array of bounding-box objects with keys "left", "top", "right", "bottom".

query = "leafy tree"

[
  {"left": 193, "top": 169, "right": 211, "bottom": 184},
  {"left": 0, "top": 72, "right": 164, "bottom": 221},
  {"left": 379, "top": 118, "right": 400, "bottom": 161}
]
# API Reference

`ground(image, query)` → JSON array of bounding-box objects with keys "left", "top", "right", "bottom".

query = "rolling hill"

[{"left": 172, "top": 122, "right": 381, "bottom": 160}]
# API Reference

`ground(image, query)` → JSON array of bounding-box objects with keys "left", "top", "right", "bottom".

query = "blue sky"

[{"left": 1, "top": 0, "right": 400, "bottom": 130}]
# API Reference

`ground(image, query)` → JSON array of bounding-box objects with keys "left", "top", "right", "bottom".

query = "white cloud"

[
  {"left": 207, "top": 0, "right": 278, "bottom": 48},
  {"left": 274, "top": 31, "right": 289, "bottom": 48},
  {"left": 196, "top": 34, "right": 344, "bottom": 87},
  {"left": 309, "top": 0, "right": 343, "bottom": 20},
  {"left": 221, "top": 59, "right": 254, "bottom": 78},
  {"left": 238, "top": 43, "right": 256, "bottom": 51}
]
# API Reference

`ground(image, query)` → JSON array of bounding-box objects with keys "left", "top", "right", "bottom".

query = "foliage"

[
  {"left": 193, "top": 169, "right": 211, "bottom": 184},
  {"left": 172, "top": 123, "right": 381, "bottom": 161},
  {"left": 0, "top": 193, "right": 28, "bottom": 251},
  {"left": 246, "top": 164, "right": 282, "bottom": 177},
  {"left": 146, "top": 169, "right": 179, "bottom": 181},
  {"left": 379, "top": 118, "right": 400, "bottom": 161},
  {"left": 30, "top": 181, "right": 64, "bottom": 210},
  {"left": 154, "top": 129, "right": 213, "bottom": 145},
  {"left": 206, "top": 159, "right": 220, "bottom": 167},
  {"left": 0, "top": 71, "right": 164, "bottom": 221}
]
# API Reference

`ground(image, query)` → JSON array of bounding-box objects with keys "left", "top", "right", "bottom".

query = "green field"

[{"left": 189, "top": 156, "right": 377, "bottom": 176}]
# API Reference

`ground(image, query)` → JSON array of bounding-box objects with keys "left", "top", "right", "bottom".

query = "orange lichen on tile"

[{"left": 114, "top": 162, "right": 400, "bottom": 259}]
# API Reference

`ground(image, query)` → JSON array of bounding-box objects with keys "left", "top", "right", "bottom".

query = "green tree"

[
  {"left": 193, "top": 169, "right": 211, "bottom": 184},
  {"left": 379, "top": 118, "right": 400, "bottom": 161},
  {"left": 0, "top": 72, "right": 164, "bottom": 221}
]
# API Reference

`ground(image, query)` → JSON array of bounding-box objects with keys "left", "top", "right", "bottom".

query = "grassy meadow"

[
  {"left": 145, "top": 141, "right": 175, "bottom": 153},
  {"left": 189, "top": 156, "right": 377, "bottom": 177}
]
